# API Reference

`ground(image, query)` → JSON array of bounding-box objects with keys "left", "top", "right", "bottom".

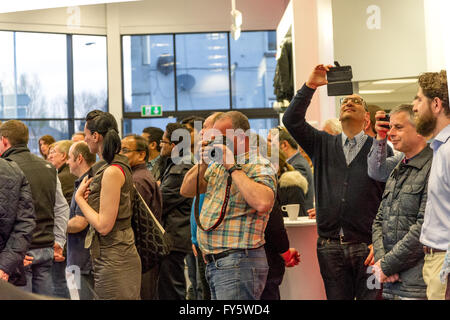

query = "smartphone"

[
  {"left": 326, "top": 61, "right": 353, "bottom": 96},
  {"left": 380, "top": 114, "right": 390, "bottom": 129}
]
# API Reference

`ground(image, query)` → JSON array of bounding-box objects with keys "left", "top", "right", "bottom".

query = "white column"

[{"left": 105, "top": 3, "right": 123, "bottom": 136}]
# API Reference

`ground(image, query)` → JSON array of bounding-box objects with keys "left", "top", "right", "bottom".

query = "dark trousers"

[
  {"left": 316, "top": 237, "right": 380, "bottom": 300},
  {"left": 51, "top": 260, "right": 70, "bottom": 299},
  {"left": 157, "top": 251, "right": 187, "bottom": 300},
  {"left": 78, "top": 273, "right": 95, "bottom": 300},
  {"left": 186, "top": 245, "right": 210, "bottom": 300},
  {"left": 141, "top": 265, "right": 159, "bottom": 300}
]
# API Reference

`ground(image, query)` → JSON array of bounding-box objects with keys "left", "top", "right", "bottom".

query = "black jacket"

[
  {"left": 283, "top": 85, "right": 385, "bottom": 244},
  {"left": 0, "top": 158, "right": 35, "bottom": 281},
  {"left": 58, "top": 163, "right": 77, "bottom": 206},
  {"left": 372, "top": 146, "right": 433, "bottom": 299},
  {"left": 159, "top": 158, "right": 193, "bottom": 253},
  {"left": 2, "top": 145, "right": 57, "bottom": 249}
]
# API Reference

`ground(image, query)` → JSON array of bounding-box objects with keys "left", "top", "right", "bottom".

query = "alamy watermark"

[{"left": 168, "top": 122, "right": 280, "bottom": 169}]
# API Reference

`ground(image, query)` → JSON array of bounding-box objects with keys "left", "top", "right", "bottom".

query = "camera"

[
  {"left": 380, "top": 114, "right": 390, "bottom": 129},
  {"left": 207, "top": 136, "right": 229, "bottom": 158},
  {"left": 326, "top": 61, "right": 353, "bottom": 96}
]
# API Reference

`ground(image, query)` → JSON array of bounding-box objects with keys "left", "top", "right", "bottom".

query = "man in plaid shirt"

[{"left": 181, "top": 111, "right": 277, "bottom": 300}]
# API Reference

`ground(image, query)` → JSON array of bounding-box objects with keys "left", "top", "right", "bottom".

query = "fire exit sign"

[{"left": 141, "top": 105, "right": 162, "bottom": 117}]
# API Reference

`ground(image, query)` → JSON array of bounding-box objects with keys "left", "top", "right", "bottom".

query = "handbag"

[{"left": 131, "top": 186, "right": 171, "bottom": 273}]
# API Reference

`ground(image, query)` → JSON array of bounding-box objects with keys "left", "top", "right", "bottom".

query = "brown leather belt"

[{"left": 423, "top": 246, "right": 446, "bottom": 255}]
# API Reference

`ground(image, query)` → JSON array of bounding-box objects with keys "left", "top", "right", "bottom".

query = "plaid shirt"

[{"left": 197, "top": 152, "right": 277, "bottom": 254}]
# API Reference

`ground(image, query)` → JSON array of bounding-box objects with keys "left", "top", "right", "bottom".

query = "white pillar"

[{"left": 105, "top": 3, "right": 123, "bottom": 136}]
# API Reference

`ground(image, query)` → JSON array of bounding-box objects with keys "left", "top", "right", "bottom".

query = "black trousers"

[
  {"left": 157, "top": 251, "right": 187, "bottom": 300},
  {"left": 316, "top": 237, "right": 380, "bottom": 300}
]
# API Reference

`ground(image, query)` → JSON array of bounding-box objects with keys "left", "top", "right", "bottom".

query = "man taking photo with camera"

[{"left": 180, "top": 111, "right": 277, "bottom": 300}]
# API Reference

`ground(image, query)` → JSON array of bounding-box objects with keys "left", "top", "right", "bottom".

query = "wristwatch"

[{"left": 227, "top": 164, "right": 242, "bottom": 175}]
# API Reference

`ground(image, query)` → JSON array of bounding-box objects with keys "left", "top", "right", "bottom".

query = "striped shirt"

[
  {"left": 341, "top": 130, "right": 368, "bottom": 165},
  {"left": 197, "top": 152, "right": 277, "bottom": 255}
]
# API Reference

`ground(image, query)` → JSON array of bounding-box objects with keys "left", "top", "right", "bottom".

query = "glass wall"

[
  {"left": 0, "top": 31, "right": 108, "bottom": 155},
  {"left": 122, "top": 30, "right": 279, "bottom": 135}
]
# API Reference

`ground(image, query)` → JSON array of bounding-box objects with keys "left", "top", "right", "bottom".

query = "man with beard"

[{"left": 413, "top": 70, "right": 450, "bottom": 300}]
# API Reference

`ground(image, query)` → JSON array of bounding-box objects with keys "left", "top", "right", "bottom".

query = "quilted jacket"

[
  {"left": 0, "top": 158, "right": 35, "bottom": 282},
  {"left": 372, "top": 146, "right": 433, "bottom": 299}
]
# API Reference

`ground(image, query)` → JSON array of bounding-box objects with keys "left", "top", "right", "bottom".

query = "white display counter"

[{"left": 279, "top": 217, "right": 327, "bottom": 300}]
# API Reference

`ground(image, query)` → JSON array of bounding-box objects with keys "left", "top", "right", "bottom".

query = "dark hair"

[
  {"left": 125, "top": 134, "right": 150, "bottom": 162},
  {"left": 165, "top": 122, "right": 186, "bottom": 145},
  {"left": 142, "top": 127, "right": 164, "bottom": 152},
  {"left": 85, "top": 110, "right": 120, "bottom": 164},
  {"left": 0, "top": 120, "right": 29, "bottom": 147},
  {"left": 276, "top": 126, "right": 299, "bottom": 149},
  {"left": 180, "top": 116, "right": 205, "bottom": 131},
  {"left": 72, "top": 141, "right": 97, "bottom": 165},
  {"left": 418, "top": 70, "right": 449, "bottom": 116},
  {"left": 38, "top": 134, "right": 56, "bottom": 157}
]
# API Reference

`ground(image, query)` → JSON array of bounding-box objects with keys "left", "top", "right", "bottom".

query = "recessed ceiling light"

[
  {"left": 359, "top": 90, "right": 394, "bottom": 94},
  {"left": 372, "top": 79, "right": 417, "bottom": 85}
]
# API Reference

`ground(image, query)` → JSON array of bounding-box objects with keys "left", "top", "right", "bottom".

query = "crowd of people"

[{"left": 0, "top": 64, "right": 448, "bottom": 301}]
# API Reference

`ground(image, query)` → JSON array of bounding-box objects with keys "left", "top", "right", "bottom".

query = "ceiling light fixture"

[
  {"left": 371, "top": 79, "right": 417, "bottom": 85},
  {"left": 231, "top": 0, "right": 242, "bottom": 40},
  {"left": 359, "top": 89, "right": 394, "bottom": 94}
]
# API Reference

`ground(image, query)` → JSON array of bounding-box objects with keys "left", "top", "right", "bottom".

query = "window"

[
  {"left": 122, "top": 31, "right": 279, "bottom": 136},
  {"left": 123, "top": 35, "right": 175, "bottom": 113},
  {"left": 0, "top": 31, "right": 108, "bottom": 156},
  {"left": 0, "top": 31, "right": 67, "bottom": 119},
  {"left": 73, "top": 35, "right": 108, "bottom": 117},
  {"left": 123, "top": 117, "right": 176, "bottom": 136},
  {"left": 175, "top": 33, "right": 230, "bottom": 110},
  {"left": 229, "top": 31, "right": 277, "bottom": 108}
]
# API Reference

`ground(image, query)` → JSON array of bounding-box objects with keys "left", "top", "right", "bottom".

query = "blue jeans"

[
  {"left": 23, "top": 247, "right": 54, "bottom": 296},
  {"left": 205, "top": 247, "right": 268, "bottom": 300},
  {"left": 316, "top": 237, "right": 380, "bottom": 300}
]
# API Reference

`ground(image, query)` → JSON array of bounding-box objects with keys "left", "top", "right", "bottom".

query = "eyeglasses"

[
  {"left": 159, "top": 140, "right": 171, "bottom": 145},
  {"left": 120, "top": 147, "right": 138, "bottom": 153},
  {"left": 340, "top": 97, "right": 364, "bottom": 105}
]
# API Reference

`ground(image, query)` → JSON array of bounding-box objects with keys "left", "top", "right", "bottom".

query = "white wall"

[{"left": 332, "top": 0, "right": 428, "bottom": 81}]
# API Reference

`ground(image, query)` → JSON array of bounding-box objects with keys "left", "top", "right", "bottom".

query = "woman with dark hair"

[
  {"left": 75, "top": 110, "right": 141, "bottom": 300},
  {"left": 38, "top": 135, "right": 55, "bottom": 159}
]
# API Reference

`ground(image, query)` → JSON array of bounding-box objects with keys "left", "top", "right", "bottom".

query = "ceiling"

[
  {"left": 355, "top": 77, "right": 419, "bottom": 110},
  {"left": 0, "top": 0, "right": 139, "bottom": 14}
]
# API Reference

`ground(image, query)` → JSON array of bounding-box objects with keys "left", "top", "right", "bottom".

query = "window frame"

[
  {"left": 121, "top": 30, "right": 279, "bottom": 133},
  {"left": 0, "top": 30, "right": 109, "bottom": 139}
]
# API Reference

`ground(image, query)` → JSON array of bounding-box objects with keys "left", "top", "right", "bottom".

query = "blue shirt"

[
  {"left": 420, "top": 124, "right": 450, "bottom": 251},
  {"left": 367, "top": 138, "right": 403, "bottom": 182},
  {"left": 190, "top": 194, "right": 205, "bottom": 246}
]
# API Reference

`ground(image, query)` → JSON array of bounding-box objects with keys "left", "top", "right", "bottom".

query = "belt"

[
  {"left": 423, "top": 246, "right": 446, "bottom": 255},
  {"left": 204, "top": 249, "right": 246, "bottom": 263},
  {"left": 320, "top": 236, "right": 361, "bottom": 245}
]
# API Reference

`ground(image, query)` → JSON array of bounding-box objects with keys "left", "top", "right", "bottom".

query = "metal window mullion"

[{"left": 66, "top": 34, "right": 75, "bottom": 137}]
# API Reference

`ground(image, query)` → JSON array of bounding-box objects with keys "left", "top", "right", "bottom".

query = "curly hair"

[{"left": 418, "top": 70, "right": 449, "bottom": 115}]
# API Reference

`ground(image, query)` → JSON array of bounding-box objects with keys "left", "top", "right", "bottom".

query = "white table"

[{"left": 279, "top": 217, "right": 327, "bottom": 300}]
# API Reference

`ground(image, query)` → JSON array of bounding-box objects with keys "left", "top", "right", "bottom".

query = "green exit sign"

[{"left": 141, "top": 105, "right": 162, "bottom": 117}]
